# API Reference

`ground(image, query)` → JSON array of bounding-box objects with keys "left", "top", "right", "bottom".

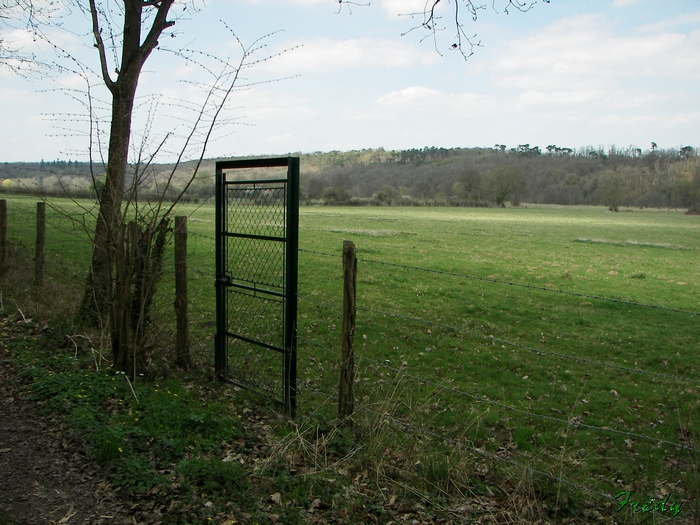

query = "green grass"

[
  {"left": 290, "top": 205, "right": 700, "bottom": 517},
  {"left": 1, "top": 196, "right": 699, "bottom": 521},
  {"left": 307, "top": 211, "right": 697, "bottom": 472}
]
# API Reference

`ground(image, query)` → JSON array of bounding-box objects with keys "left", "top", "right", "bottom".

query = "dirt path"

[{"left": 0, "top": 355, "right": 131, "bottom": 525}]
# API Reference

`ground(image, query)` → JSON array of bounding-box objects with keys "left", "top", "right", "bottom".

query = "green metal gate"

[{"left": 215, "top": 157, "right": 299, "bottom": 417}]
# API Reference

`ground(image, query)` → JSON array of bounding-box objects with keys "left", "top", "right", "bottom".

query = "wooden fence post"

[
  {"left": 338, "top": 240, "right": 357, "bottom": 426},
  {"left": 0, "top": 199, "right": 6, "bottom": 269},
  {"left": 174, "top": 215, "right": 191, "bottom": 369},
  {"left": 34, "top": 202, "right": 45, "bottom": 286}
]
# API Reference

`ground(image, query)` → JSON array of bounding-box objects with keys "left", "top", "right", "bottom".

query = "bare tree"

[
  {"left": 2, "top": 0, "right": 292, "bottom": 373},
  {"left": 0, "top": 0, "right": 55, "bottom": 75},
  {"left": 75, "top": 1, "right": 180, "bottom": 327},
  {"left": 487, "top": 164, "right": 525, "bottom": 207},
  {"left": 73, "top": 3, "right": 291, "bottom": 334},
  {"left": 71, "top": 33, "right": 287, "bottom": 376},
  {"left": 0, "top": 0, "right": 202, "bottom": 324},
  {"left": 392, "top": 0, "right": 550, "bottom": 59},
  {"left": 459, "top": 165, "right": 482, "bottom": 203}
]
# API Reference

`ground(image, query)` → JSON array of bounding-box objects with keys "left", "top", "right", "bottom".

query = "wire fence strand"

[
  {"left": 298, "top": 248, "right": 700, "bottom": 316},
  {"left": 298, "top": 294, "right": 700, "bottom": 386},
  {"left": 296, "top": 334, "right": 696, "bottom": 452},
  {"left": 294, "top": 380, "right": 616, "bottom": 503}
]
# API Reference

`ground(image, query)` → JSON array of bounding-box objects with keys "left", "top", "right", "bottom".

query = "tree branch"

[
  {"left": 88, "top": 0, "right": 115, "bottom": 90},
  {"left": 397, "top": 0, "right": 548, "bottom": 60},
  {"left": 139, "top": 0, "right": 175, "bottom": 65}
]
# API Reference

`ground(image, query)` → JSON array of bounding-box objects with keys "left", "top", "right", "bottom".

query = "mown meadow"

[{"left": 1, "top": 195, "right": 699, "bottom": 523}]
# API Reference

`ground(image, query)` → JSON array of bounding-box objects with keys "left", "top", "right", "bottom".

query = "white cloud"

[
  {"left": 489, "top": 14, "right": 700, "bottom": 92},
  {"left": 612, "top": 0, "right": 642, "bottom": 7},
  {"left": 340, "top": 109, "right": 379, "bottom": 121},
  {"left": 374, "top": 86, "right": 497, "bottom": 117},
  {"left": 265, "top": 133, "right": 295, "bottom": 143},
  {"left": 514, "top": 89, "right": 608, "bottom": 109},
  {"left": 637, "top": 10, "right": 700, "bottom": 33},
  {"left": 226, "top": 89, "right": 317, "bottom": 122},
  {"left": 591, "top": 112, "right": 689, "bottom": 137},
  {"left": 238, "top": 0, "right": 327, "bottom": 5},
  {"left": 380, "top": 0, "right": 433, "bottom": 17},
  {"left": 513, "top": 88, "right": 668, "bottom": 112},
  {"left": 335, "top": 86, "right": 502, "bottom": 144},
  {"left": 57, "top": 72, "right": 95, "bottom": 90},
  {"left": 376, "top": 86, "right": 441, "bottom": 106},
  {"left": 0, "top": 88, "right": 41, "bottom": 104},
  {"left": 265, "top": 37, "right": 439, "bottom": 72}
]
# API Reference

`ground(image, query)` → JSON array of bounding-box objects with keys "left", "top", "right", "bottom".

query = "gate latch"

[{"left": 215, "top": 275, "right": 231, "bottom": 286}]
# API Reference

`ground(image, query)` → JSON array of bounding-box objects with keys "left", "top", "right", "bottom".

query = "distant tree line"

[
  {"left": 299, "top": 145, "right": 700, "bottom": 213},
  {"left": 2, "top": 145, "right": 699, "bottom": 212},
  {"left": 0, "top": 161, "right": 214, "bottom": 202}
]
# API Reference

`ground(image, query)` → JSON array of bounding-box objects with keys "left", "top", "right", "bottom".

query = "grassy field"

[
  {"left": 292, "top": 205, "right": 700, "bottom": 519},
  {"left": 2, "top": 195, "right": 699, "bottom": 521}
]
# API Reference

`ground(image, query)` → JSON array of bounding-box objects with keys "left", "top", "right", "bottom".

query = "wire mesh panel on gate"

[{"left": 215, "top": 158, "right": 299, "bottom": 417}]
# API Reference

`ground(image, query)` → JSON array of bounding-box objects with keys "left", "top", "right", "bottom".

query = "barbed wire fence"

[
  {"left": 1, "top": 197, "right": 698, "bottom": 521},
  {"left": 0, "top": 199, "right": 93, "bottom": 288},
  {"left": 290, "top": 246, "right": 699, "bottom": 520}
]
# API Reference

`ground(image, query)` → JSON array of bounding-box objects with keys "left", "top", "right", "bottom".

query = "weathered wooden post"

[
  {"left": 0, "top": 199, "right": 7, "bottom": 269},
  {"left": 174, "top": 215, "right": 191, "bottom": 369},
  {"left": 338, "top": 240, "right": 357, "bottom": 426},
  {"left": 34, "top": 202, "right": 45, "bottom": 286}
]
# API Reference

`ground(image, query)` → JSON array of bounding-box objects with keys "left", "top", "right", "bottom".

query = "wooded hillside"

[{"left": 2, "top": 144, "right": 699, "bottom": 211}]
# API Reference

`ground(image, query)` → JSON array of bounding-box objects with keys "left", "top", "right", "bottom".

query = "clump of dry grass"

[{"left": 255, "top": 374, "right": 571, "bottom": 524}]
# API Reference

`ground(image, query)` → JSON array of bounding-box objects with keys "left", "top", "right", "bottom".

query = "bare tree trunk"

[
  {"left": 111, "top": 222, "right": 130, "bottom": 371},
  {"left": 77, "top": 0, "right": 175, "bottom": 348},
  {"left": 79, "top": 86, "right": 137, "bottom": 327},
  {"left": 107, "top": 217, "right": 169, "bottom": 376}
]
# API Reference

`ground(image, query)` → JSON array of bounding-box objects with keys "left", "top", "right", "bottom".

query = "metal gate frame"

[{"left": 215, "top": 157, "right": 299, "bottom": 417}]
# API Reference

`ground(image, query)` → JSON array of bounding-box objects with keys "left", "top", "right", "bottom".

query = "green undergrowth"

[
  {"left": 0, "top": 315, "right": 340, "bottom": 524},
  {"left": 4, "top": 313, "right": 555, "bottom": 525},
  {"left": 1, "top": 312, "right": 626, "bottom": 525}
]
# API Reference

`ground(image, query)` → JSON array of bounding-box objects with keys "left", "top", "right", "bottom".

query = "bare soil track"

[{"left": 0, "top": 353, "right": 130, "bottom": 525}]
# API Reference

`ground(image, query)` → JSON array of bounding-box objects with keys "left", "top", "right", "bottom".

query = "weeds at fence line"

[
  {"left": 293, "top": 241, "right": 699, "bottom": 519},
  {"left": 0, "top": 199, "right": 197, "bottom": 379},
  {"left": 289, "top": 355, "right": 614, "bottom": 514},
  {"left": 299, "top": 307, "right": 697, "bottom": 463}
]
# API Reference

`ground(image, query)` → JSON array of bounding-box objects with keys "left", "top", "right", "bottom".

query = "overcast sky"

[{"left": 1, "top": 0, "right": 699, "bottom": 162}]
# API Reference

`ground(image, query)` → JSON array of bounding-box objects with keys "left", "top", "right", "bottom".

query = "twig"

[
  {"left": 13, "top": 300, "right": 28, "bottom": 323},
  {"left": 123, "top": 373, "right": 139, "bottom": 404},
  {"left": 66, "top": 334, "right": 79, "bottom": 359}
]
